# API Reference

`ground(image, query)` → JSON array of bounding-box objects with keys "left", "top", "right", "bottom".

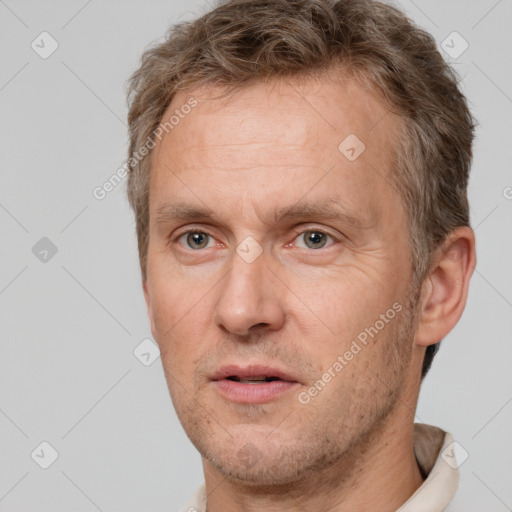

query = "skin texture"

[{"left": 143, "top": 76, "right": 476, "bottom": 511}]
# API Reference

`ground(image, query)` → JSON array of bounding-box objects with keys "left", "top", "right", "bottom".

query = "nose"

[{"left": 212, "top": 248, "right": 285, "bottom": 337}]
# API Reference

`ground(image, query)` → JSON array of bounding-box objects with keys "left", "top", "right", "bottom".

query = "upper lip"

[{"left": 211, "top": 364, "right": 300, "bottom": 383}]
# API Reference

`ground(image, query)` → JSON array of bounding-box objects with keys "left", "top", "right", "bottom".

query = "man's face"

[{"left": 144, "top": 76, "right": 422, "bottom": 485}]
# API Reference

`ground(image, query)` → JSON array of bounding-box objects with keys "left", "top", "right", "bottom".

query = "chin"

[
  {"left": 210, "top": 456, "right": 309, "bottom": 489},
  {"left": 203, "top": 435, "right": 334, "bottom": 490}
]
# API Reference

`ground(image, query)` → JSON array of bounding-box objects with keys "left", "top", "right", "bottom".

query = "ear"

[
  {"left": 143, "top": 279, "right": 156, "bottom": 338},
  {"left": 415, "top": 226, "right": 476, "bottom": 347}
]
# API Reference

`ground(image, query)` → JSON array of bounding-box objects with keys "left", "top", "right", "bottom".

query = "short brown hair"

[{"left": 125, "top": 0, "right": 476, "bottom": 377}]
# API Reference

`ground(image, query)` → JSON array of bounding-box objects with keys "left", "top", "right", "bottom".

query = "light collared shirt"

[{"left": 181, "top": 423, "right": 459, "bottom": 512}]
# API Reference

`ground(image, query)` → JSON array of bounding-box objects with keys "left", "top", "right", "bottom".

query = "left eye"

[{"left": 293, "top": 230, "right": 335, "bottom": 249}]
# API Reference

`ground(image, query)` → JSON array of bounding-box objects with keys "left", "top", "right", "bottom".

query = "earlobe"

[{"left": 415, "top": 227, "right": 476, "bottom": 347}]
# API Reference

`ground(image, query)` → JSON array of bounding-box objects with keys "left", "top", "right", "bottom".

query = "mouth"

[
  {"left": 225, "top": 375, "right": 284, "bottom": 383},
  {"left": 211, "top": 365, "right": 300, "bottom": 404}
]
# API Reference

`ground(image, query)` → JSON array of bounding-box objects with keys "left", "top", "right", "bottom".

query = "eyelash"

[{"left": 170, "top": 228, "right": 339, "bottom": 251}]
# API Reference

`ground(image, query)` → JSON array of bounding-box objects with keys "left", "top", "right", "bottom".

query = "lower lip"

[{"left": 213, "top": 379, "right": 299, "bottom": 404}]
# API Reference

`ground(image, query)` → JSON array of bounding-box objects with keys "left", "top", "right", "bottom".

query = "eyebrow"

[{"left": 154, "top": 198, "right": 371, "bottom": 230}]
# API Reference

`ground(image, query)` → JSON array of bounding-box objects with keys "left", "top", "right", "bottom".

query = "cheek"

[
  {"left": 148, "top": 277, "right": 213, "bottom": 365},
  {"left": 149, "top": 285, "right": 181, "bottom": 336},
  {"left": 146, "top": 245, "right": 223, "bottom": 329},
  {"left": 147, "top": 254, "right": 195, "bottom": 332},
  {"left": 290, "top": 266, "right": 397, "bottom": 342}
]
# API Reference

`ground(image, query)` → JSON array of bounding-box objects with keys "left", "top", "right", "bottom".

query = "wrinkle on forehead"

[{"left": 156, "top": 72, "right": 400, "bottom": 154}]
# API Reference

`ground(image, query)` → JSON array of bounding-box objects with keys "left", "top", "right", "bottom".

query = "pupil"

[
  {"left": 306, "top": 231, "right": 326, "bottom": 248},
  {"left": 188, "top": 232, "right": 208, "bottom": 249}
]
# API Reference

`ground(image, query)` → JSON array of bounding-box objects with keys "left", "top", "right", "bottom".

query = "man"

[{"left": 125, "top": 0, "right": 476, "bottom": 510}]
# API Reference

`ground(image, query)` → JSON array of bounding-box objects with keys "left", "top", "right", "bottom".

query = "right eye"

[{"left": 176, "top": 231, "right": 216, "bottom": 250}]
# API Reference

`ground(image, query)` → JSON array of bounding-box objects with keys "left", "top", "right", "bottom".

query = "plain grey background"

[{"left": 1, "top": 0, "right": 511, "bottom": 510}]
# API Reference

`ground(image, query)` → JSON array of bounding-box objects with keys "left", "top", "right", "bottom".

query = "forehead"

[
  {"left": 148, "top": 75, "right": 404, "bottom": 224},
  {"left": 160, "top": 75, "right": 398, "bottom": 153}
]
